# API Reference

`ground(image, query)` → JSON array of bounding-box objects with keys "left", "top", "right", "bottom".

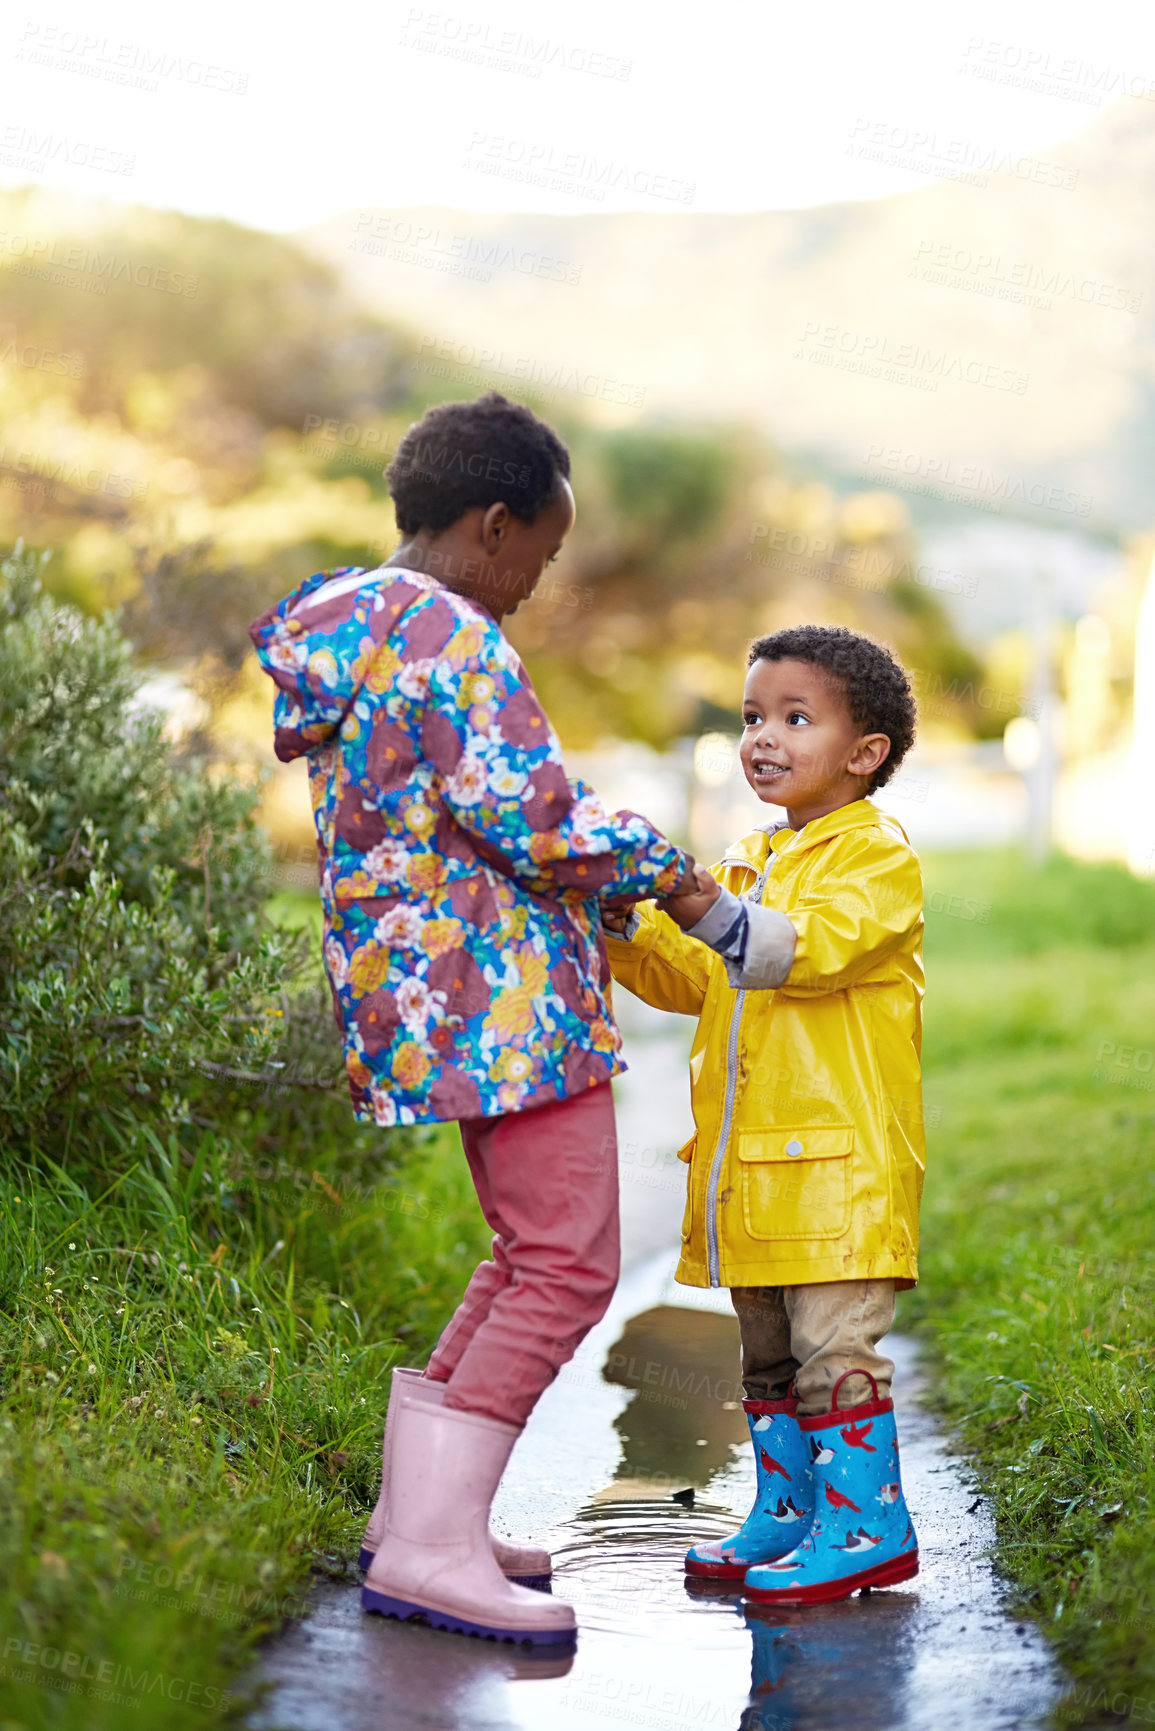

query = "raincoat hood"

[{"left": 248, "top": 564, "right": 427, "bottom": 762}]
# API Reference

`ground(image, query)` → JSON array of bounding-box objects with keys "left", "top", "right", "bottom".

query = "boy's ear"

[{"left": 848, "top": 733, "right": 891, "bottom": 778}]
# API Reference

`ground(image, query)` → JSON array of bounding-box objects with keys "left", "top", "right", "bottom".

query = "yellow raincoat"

[{"left": 605, "top": 800, "right": 924, "bottom": 1290}]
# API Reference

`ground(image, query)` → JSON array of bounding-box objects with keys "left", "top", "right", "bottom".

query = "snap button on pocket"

[{"left": 785, "top": 1139, "right": 803, "bottom": 1157}]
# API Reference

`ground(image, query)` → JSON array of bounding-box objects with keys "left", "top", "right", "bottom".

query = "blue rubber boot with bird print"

[
  {"left": 685, "top": 1397, "right": 815, "bottom": 1580},
  {"left": 743, "top": 1373, "right": 918, "bottom": 1605}
]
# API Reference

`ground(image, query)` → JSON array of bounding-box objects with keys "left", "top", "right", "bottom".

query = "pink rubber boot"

[
  {"left": 361, "top": 1390, "right": 576, "bottom": 1645},
  {"left": 360, "top": 1367, "right": 552, "bottom": 1588}
]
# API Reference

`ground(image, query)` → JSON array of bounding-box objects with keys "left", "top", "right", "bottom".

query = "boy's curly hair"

[
  {"left": 386, "top": 391, "right": 571, "bottom": 535},
  {"left": 747, "top": 624, "right": 916, "bottom": 791}
]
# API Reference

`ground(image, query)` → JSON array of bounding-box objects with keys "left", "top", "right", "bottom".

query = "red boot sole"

[
  {"left": 744, "top": 1548, "right": 919, "bottom": 1606},
  {"left": 684, "top": 1554, "right": 750, "bottom": 1581}
]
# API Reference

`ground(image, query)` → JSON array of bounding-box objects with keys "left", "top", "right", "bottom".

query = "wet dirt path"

[{"left": 250, "top": 1002, "right": 1064, "bottom": 1731}]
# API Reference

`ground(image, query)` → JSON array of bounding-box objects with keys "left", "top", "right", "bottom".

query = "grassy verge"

[
  {"left": 0, "top": 1117, "right": 489, "bottom": 1730},
  {"left": 909, "top": 849, "right": 1155, "bottom": 1727},
  {"left": 0, "top": 551, "right": 494, "bottom": 1728}
]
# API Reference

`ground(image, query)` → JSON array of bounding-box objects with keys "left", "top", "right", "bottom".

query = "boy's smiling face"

[{"left": 739, "top": 656, "right": 891, "bottom": 830}]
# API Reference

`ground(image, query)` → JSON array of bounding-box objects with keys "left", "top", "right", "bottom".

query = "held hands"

[
  {"left": 600, "top": 854, "right": 701, "bottom": 936},
  {"left": 600, "top": 899, "right": 634, "bottom": 935},
  {"left": 657, "top": 863, "right": 720, "bottom": 931}
]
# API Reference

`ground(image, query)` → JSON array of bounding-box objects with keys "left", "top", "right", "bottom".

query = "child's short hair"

[
  {"left": 386, "top": 392, "right": 571, "bottom": 535},
  {"left": 747, "top": 624, "right": 916, "bottom": 791}
]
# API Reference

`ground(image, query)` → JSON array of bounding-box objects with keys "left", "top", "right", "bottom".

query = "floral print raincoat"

[{"left": 250, "top": 565, "right": 688, "bottom": 1126}]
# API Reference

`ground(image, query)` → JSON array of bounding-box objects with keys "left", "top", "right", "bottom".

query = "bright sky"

[{"left": 3, "top": 0, "right": 1155, "bottom": 230}]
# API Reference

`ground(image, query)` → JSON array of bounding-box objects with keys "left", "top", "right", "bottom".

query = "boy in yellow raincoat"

[{"left": 604, "top": 624, "right": 924, "bottom": 1605}]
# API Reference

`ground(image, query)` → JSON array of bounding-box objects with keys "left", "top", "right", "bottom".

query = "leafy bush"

[
  {"left": 0, "top": 544, "right": 375, "bottom": 1185},
  {"left": 0, "top": 543, "right": 269, "bottom": 957}
]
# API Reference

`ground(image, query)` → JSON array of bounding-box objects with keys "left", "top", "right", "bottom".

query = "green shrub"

[
  {"left": 0, "top": 543, "right": 269, "bottom": 958},
  {"left": 0, "top": 544, "right": 382, "bottom": 1189}
]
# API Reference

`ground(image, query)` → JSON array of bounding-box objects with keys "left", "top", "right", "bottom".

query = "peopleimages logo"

[
  {"left": 958, "top": 36, "right": 1155, "bottom": 108},
  {"left": 797, "top": 321, "right": 1029, "bottom": 394},
  {"left": 0, "top": 230, "right": 198, "bottom": 295},
  {"left": 910, "top": 240, "right": 1142, "bottom": 314},
  {"left": 863, "top": 445, "right": 1093, "bottom": 518},
  {"left": 16, "top": 22, "right": 250, "bottom": 94},
  {"left": 0, "top": 122, "right": 134, "bottom": 176},
  {"left": 463, "top": 132, "right": 695, "bottom": 206},
  {"left": 399, "top": 10, "right": 632, "bottom": 81},
  {"left": 412, "top": 334, "right": 646, "bottom": 408},
  {"left": 1, "top": 1637, "right": 233, "bottom": 1710},
  {"left": 349, "top": 213, "right": 583, "bottom": 286},
  {"left": 846, "top": 117, "right": 1078, "bottom": 191}
]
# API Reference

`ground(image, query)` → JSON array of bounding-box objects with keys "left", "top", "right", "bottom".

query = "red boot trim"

[
  {"left": 744, "top": 1548, "right": 919, "bottom": 1606},
  {"left": 798, "top": 1371, "right": 894, "bottom": 1429},
  {"left": 742, "top": 1396, "right": 799, "bottom": 1417},
  {"left": 685, "top": 1552, "right": 750, "bottom": 1581},
  {"left": 798, "top": 1395, "right": 894, "bottom": 1432}
]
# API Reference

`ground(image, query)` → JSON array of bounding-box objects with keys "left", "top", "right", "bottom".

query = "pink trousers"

[{"left": 425, "top": 1081, "right": 620, "bottom": 1428}]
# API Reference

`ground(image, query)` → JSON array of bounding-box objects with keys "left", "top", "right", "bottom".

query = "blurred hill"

[
  {"left": 299, "top": 99, "right": 1155, "bottom": 535},
  {"left": 0, "top": 183, "right": 415, "bottom": 619},
  {"left": 0, "top": 175, "right": 1134, "bottom": 806}
]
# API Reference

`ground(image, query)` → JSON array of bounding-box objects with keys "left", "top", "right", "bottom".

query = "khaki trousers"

[{"left": 729, "top": 1280, "right": 896, "bottom": 1417}]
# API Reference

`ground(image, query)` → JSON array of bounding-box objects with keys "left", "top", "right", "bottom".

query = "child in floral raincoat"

[
  {"left": 605, "top": 624, "right": 924, "bottom": 1606},
  {"left": 250, "top": 393, "right": 694, "bottom": 1647}
]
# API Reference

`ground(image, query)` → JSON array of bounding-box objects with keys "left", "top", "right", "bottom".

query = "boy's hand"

[{"left": 658, "top": 864, "right": 721, "bottom": 930}]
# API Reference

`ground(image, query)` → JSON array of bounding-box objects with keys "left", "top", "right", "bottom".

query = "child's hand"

[
  {"left": 658, "top": 865, "right": 721, "bottom": 930},
  {"left": 601, "top": 890, "right": 643, "bottom": 936}
]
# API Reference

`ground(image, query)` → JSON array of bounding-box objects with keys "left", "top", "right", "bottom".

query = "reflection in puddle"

[
  {"left": 739, "top": 1598, "right": 921, "bottom": 1731},
  {"left": 602, "top": 1304, "right": 750, "bottom": 1493},
  {"left": 253, "top": 1282, "right": 1056, "bottom": 1731}
]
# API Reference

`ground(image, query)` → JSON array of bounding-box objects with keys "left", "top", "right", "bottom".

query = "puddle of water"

[
  {"left": 251, "top": 1255, "right": 1062, "bottom": 1731},
  {"left": 252, "top": 1007, "right": 1063, "bottom": 1731}
]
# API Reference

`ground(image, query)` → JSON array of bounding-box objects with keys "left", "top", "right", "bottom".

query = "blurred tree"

[
  {"left": 508, "top": 427, "right": 985, "bottom": 750},
  {"left": 0, "top": 185, "right": 995, "bottom": 760},
  {"left": 601, "top": 427, "right": 732, "bottom": 554}
]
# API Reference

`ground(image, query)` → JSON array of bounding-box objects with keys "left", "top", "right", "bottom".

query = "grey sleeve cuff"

[
  {"left": 603, "top": 908, "right": 641, "bottom": 940},
  {"left": 686, "top": 885, "right": 745, "bottom": 950},
  {"left": 727, "top": 904, "right": 796, "bottom": 989}
]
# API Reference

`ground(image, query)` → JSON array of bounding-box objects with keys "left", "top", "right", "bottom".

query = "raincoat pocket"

[
  {"left": 676, "top": 1134, "right": 696, "bottom": 1243},
  {"left": 737, "top": 1126, "right": 854, "bottom": 1242}
]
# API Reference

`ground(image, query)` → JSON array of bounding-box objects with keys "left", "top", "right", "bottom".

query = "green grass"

[
  {"left": 5, "top": 848, "right": 1155, "bottom": 1728},
  {"left": 909, "top": 850, "right": 1155, "bottom": 1726},
  {"left": 0, "top": 1120, "right": 490, "bottom": 1729}
]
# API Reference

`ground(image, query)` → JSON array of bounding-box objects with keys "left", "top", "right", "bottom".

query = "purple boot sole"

[{"left": 361, "top": 1585, "right": 574, "bottom": 1645}]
